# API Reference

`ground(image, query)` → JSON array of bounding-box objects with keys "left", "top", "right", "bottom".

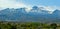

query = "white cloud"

[
  {"left": 0, "top": 0, "right": 60, "bottom": 12},
  {"left": 44, "top": 6, "right": 56, "bottom": 11},
  {"left": 0, "top": 0, "right": 31, "bottom": 10},
  {"left": 38, "top": 5, "right": 58, "bottom": 11},
  {"left": 0, "top": 0, "right": 23, "bottom": 8}
]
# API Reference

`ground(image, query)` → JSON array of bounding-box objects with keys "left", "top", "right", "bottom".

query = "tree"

[
  {"left": 10, "top": 25, "right": 17, "bottom": 29},
  {"left": 50, "top": 23, "right": 57, "bottom": 29}
]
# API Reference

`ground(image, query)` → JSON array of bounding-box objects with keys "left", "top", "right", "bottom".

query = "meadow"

[{"left": 0, "top": 21, "right": 60, "bottom": 29}]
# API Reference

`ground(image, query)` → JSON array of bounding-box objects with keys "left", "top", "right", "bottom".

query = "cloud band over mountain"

[{"left": 0, "top": 0, "right": 60, "bottom": 11}]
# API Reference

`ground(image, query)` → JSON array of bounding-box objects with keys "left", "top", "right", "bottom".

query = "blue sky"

[
  {"left": 17, "top": 0, "right": 60, "bottom": 6},
  {"left": 0, "top": 0, "right": 60, "bottom": 11}
]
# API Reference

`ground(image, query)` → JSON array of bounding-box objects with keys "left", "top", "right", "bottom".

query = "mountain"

[
  {"left": 0, "top": 6, "right": 60, "bottom": 23},
  {"left": 50, "top": 9, "right": 60, "bottom": 22},
  {"left": 0, "top": 8, "right": 27, "bottom": 21},
  {"left": 29, "top": 6, "right": 49, "bottom": 15}
]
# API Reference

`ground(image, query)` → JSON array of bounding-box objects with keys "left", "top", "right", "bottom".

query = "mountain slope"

[{"left": 0, "top": 7, "right": 60, "bottom": 23}]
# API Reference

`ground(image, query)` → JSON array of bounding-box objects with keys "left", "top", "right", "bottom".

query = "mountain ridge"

[{"left": 0, "top": 6, "right": 60, "bottom": 23}]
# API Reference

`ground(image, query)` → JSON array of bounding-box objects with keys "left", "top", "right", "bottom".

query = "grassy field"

[{"left": 0, "top": 21, "right": 60, "bottom": 29}]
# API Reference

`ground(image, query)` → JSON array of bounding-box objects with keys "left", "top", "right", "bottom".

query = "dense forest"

[{"left": 0, "top": 21, "right": 60, "bottom": 29}]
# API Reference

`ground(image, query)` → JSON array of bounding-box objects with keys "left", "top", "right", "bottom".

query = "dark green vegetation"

[{"left": 0, "top": 21, "right": 60, "bottom": 29}]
